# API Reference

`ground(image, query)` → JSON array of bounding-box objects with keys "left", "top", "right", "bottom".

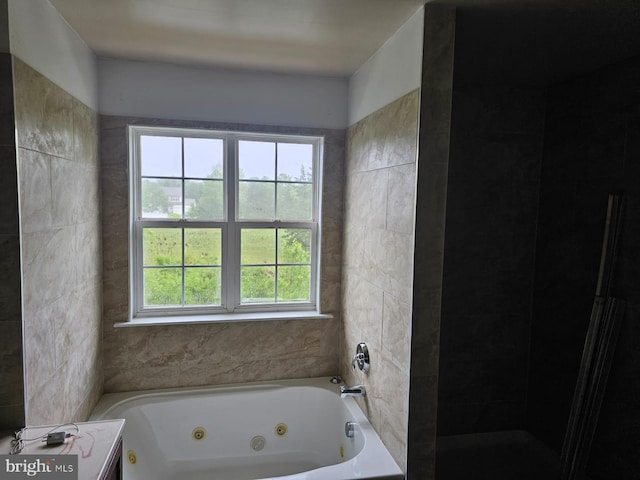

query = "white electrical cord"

[{"left": 10, "top": 423, "right": 79, "bottom": 455}]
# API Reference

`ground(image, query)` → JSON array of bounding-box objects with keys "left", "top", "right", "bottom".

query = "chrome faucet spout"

[{"left": 340, "top": 384, "right": 366, "bottom": 398}]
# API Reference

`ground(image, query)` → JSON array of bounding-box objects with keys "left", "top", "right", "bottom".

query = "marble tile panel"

[
  {"left": 321, "top": 172, "right": 344, "bottom": 222},
  {"left": 105, "top": 353, "right": 337, "bottom": 393},
  {"left": 323, "top": 137, "right": 345, "bottom": 177},
  {"left": 0, "top": 235, "right": 22, "bottom": 322},
  {"left": 54, "top": 281, "right": 102, "bottom": 365},
  {"left": 22, "top": 304, "right": 57, "bottom": 404},
  {"left": 344, "top": 169, "right": 388, "bottom": 231},
  {"left": 72, "top": 97, "right": 98, "bottom": 165},
  {"left": 341, "top": 223, "right": 365, "bottom": 270},
  {"left": 382, "top": 293, "right": 412, "bottom": 371},
  {"left": 0, "top": 320, "right": 23, "bottom": 405},
  {"left": 100, "top": 166, "right": 130, "bottom": 234},
  {"left": 74, "top": 220, "right": 102, "bottom": 285},
  {"left": 26, "top": 366, "right": 67, "bottom": 425},
  {"left": 13, "top": 58, "right": 74, "bottom": 159},
  {"left": 21, "top": 226, "right": 77, "bottom": 314},
  {"left": 362, "top": 227, "right": 414, "bottom": 304},
  {"left": 18, "top": 148, "right": 52, "bottom": 234},
  {"left": 104, "top": 363, "right": 180, "bottom": 393},
  {"left": 319, "top": 264, "right": 341, "bottom": 313},
  {"left": 346, "top": 119, "right": 380, "bottom": 174},
  {"left": 342, "top": 276, "right": 384, "bottom": 356},
  {"left": 387, "top": 163, "right": 417, "bottom": 235},
  {"left": 102, "top": 266, "right": 129, "bottom": 326},
  {"left": 61, "top": 328, "right": 101, "bottom": 420},
  {"left": 103, "top": 318, "right": 339, "bottom": 389},
  {"left": 71, "top": 374, "right": 103, "bottom": 422},
  {"left": 51, "top": 159, "right": 99, "bottom": 226},
  {"left": 102, "top": 228, "right": 129, "bottom": 273},
  {"left": 369, "top": 361, "right": 410, "bottom": 470},
  {"left": 99, "top": 123, "right": 128, "bottom": 169},
  {"left": 0, "top": 145, "right": 19, "bottom": 234},
  {"left": 175, "top": 355, "right": 337, "bottom": 389},
  {"left": 374, "top": 91, "right": 419, "bottom": 170},
  {"left": 321, "top": 219, "right": 342, "bottom": 266},
  {"left": 367, "top": 355, "right": 410, "bottom": 430}
]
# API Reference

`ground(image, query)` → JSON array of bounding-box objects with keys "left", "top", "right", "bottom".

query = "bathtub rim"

[{"left": 91, "top": 377, "right": 364, "bottom": 421}]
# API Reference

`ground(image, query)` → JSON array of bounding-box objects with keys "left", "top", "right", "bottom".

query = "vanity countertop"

[{"left": 0, "top": 419, "right": 125, "bottom": 480}]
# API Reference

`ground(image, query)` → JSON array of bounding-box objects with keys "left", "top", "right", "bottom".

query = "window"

[{"left": 129, "top": 126, "right": 322, "bottom": 320}]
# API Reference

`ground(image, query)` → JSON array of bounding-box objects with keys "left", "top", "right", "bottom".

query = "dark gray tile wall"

[
  {"left": 437, "top": 86, "right": 546, "bottom": 435},
  {"left": 407, "top": 5, "right": 456, "bottom": 478},
  {"left": 0, "top": 50, "right": 24, "bottom": 430},
  {"left": 529, "top": 54, "right": 640, "bottom": 479}
]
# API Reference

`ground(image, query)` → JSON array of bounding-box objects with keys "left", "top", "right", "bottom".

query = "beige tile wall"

[
  {"left": 342, "top": 90, "right": 420, "bottom": 471},
  {"left": 100, "top": 116, "right": 344, "bottom": 392},
  {"left": 13, "top": 58, "right": 103, "bottom": 425}
]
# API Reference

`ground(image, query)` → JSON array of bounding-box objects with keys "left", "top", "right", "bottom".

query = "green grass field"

[{"left": 142, "top": 227, "right": 311, "bottom": 306}]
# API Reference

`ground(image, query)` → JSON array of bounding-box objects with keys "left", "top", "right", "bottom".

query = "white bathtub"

[{"left": 90, "top": 377, "right": 403, "bottom": 480}]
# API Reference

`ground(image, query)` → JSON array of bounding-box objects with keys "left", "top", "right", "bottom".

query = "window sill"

[{"left": 115, "top": 310, "right": 333, "bottom": 328}]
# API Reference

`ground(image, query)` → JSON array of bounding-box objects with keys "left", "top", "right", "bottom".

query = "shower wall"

[
  {"left": 438, "top": 85, "right": 545, "bottom": 435},
  {"left": 14, "top": 58, "right": 102, "bottom": 425},
  {"left": 342, "top": 89, "right": 419, "bottom": 471},
  {"left": 529, "top": 54, "right": 640, "bottom": 479}
]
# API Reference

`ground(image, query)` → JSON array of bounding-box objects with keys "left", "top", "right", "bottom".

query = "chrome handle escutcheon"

[{"left": 351, "top": 342, "right": 370, "bottom": 373}]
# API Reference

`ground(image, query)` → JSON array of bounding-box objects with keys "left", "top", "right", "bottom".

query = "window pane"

[
  {"left": 143, "top": 228, "right": 182, "bottom": 266},
  {"left": 144, "top": 268, "right": 182, "bottom": 307},
  {"left": 277, "top": 143, "right": 313, "bottom": 181},
  {"left": 277, "top": 183, "right": 312, "bottom": 220},
  {"left": 241, "top": 229, "right": 275, "bottom": 265},
  {"left": 278, "top": 229, "right": 311, "bottom": 264},
  {"left": 184, "top": 138, "right": 224, "bottom": 179},
  {"left": 185, "top": 267, "right": 221, "bottom": 306},
  {"left": 185, "top": 228, "right": 221, "bottom": 266},
  {"left": 185, "top": 179, "right": 224, "bottom": 220},
  {"left": 241, "top": 266, "right": 275, "bottom": 303},
  {"left": 238, "top": 181, "right": 275, "bottom": 220},
  {"left": 277, "top": 266, "right": 311, "bottom": 302},
  {"left": 140, "top": 136, "right": 182, "bottom": 177},
  {"left": 141, "top": 178, "right": 181, "bottom": 218},
  {"left": 239, "top": 141, "right": 275, "bottom": 180}
]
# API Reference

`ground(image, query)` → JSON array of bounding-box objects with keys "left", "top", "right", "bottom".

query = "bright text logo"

[{"left": 0, "top": 456, "right": 77, "bottom": 480}]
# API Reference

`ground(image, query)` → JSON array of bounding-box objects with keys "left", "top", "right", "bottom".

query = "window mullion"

[{"left": 226, "top": 136, "right": 239, "bottom": 312}]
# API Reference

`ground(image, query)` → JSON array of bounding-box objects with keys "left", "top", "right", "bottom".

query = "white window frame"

[{"left": 128, "top": 125, "right": 323, "bottom": 321}]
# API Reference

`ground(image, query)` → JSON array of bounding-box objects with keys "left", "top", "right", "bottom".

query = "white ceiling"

[
  {"left": 48, "top": 0, "right": 640, "bottom": 84},
  {"left": 49, "top": 0, "right": 426, "bottom": 76}
]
